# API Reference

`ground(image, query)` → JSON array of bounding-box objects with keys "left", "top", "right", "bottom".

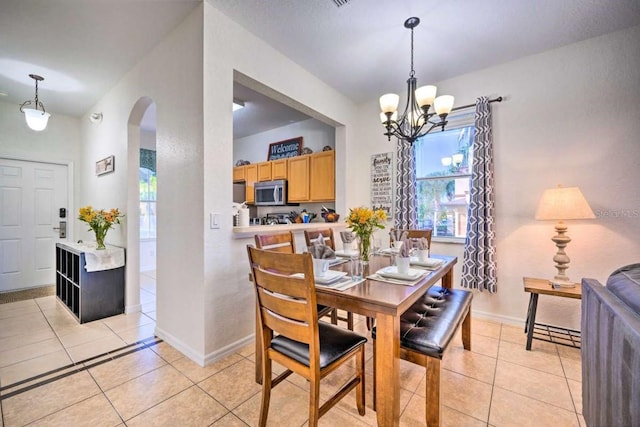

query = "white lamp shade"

[
  {"left": 452, "top": 152, "right": 464, "bottom": 165},
  {"left": 23, "top": 108, "right": 50, "bottom": 131},
  {"left": 434, "top": 95, "right": 454, "bottom": 115},
  {"left": 379, "top": 93, "right": 399, "bottom": 113},
  {"left": 441, "top": 157, "right": 452, "bottom": 166},
  {"left": 380, "top": 111, "right": 397, "bottom": 123},
  {"left": 415, "top": 85, "right": 437, "bottom": 107},
  {"left": 535, "top": 186, "right": 596, "bottom": 220}
]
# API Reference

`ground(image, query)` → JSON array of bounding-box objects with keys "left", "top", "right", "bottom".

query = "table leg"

[
  {"left": 525, "top": 293, "right": 539, "bottom": 351},
  {"left": 375, "top": 312, "right": 400, "bottom": 427},
  {"left": 441, "top": 266, "right": 454, "bottom": 290}
]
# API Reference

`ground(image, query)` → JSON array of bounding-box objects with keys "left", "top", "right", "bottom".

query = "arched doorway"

[{"left": 126, "top": 97, "right": 155, "bottom": 315}]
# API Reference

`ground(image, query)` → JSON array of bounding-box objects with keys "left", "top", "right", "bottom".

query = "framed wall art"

[
  {"left": 267, "top": 136, "right": 303, "bottom": 160},
  {"left": 96, "top": 155, "right": 115, "bottom": 176}
]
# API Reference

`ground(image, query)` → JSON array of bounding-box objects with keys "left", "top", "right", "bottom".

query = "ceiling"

[{"left": 2, "top": 0, "right": 640, "bottom": 136}]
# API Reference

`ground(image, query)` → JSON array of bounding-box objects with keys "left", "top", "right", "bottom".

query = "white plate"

[
  {"left": 409, "top": 257, "right": 444, "bottom": 268},
  {"left": 376, "top": 266, "right": 424, "bottom": 281},
  {"left": 314, "top": 270, "right": 348, "bottom": 284},
  {"left": 335, "top": 249, "right": 359, "bottom": 258},
  {"left": 378, "top": 248, "right": 400, "bottom": 255}
]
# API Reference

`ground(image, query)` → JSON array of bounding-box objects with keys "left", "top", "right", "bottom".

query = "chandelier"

[
  {"left": 19, "top": 74, "right": 50, "bottom": 131},
  {"left": 379, "top": 17, "right": 454, "bottom": 144}
]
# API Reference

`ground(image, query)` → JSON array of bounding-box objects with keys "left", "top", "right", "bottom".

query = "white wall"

[
  {"left": 202, "top": 4, "right": 359, "bottom": 362},
  {"left": 356, "top": 25, "right": 640, "bottom": 329},
  {"left": 233, "top": 118, "right": 335, "bottom": 164},
  {"left": 81, "top": 6, "right": 205, "bottom": 359},
  {"left": 0, "top": 101, "right": 82, "bottom": 242}
]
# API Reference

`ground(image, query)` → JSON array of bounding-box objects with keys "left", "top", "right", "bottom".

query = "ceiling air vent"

[{"left": 331, "top": 0, "right": 352, "bottom": 7}]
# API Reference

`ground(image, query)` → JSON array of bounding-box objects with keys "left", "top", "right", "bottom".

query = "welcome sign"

[{"left": 267, "top": 137, "right": 303, "bottom": 160}]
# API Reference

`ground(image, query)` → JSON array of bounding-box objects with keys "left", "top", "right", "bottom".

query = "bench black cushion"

[{"left": 373, "top": 286, "right": 472, "bottom": 358}]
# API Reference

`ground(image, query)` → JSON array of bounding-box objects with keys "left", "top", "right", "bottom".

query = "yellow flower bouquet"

[
  {"left": 346, "top": 206, "right": 387, "bottom": 262},
  {"left": 78, "top": 206, "right": 124, "bottom": 250}
]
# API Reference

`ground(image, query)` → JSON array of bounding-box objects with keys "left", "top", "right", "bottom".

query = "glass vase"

[
  {"left": 94, "top": 228, "right": 107, "bottom": 250},
  {"left": 357, "top": 234, "right": 371, "bottom": 264}
]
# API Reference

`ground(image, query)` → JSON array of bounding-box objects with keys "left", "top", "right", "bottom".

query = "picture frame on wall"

[
  {"left": 267, "top": 136, "right": 303, "bottom": 160},
  {"left": 96, "top": 155, "right": 115, "bottom": 176}
]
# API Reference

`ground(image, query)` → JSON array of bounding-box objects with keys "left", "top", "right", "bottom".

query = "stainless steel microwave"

[{"left": 254, "top": 180, "right": 287, "bottom": 206}]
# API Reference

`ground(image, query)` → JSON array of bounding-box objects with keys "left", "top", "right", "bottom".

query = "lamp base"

[
  {"left": 550, "top": 279, "right": 576, "bottom": 289},
  {"left": 551, "top": 220, "right": 572, "bottom": 283}
]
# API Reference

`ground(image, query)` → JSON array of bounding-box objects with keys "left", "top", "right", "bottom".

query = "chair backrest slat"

[
  {"left": 255, "top": 232, "right": 296, "bottom": 253},
  {"left": 304, "top": 229, "right": 336, "bottom": 250}
]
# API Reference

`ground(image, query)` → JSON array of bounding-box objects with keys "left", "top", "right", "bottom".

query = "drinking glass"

[
  {"left": 371, "top": 238, "right": 381, "bottom": 255},
  {"left": 350, "top": 257, "right": 363, "bottom": 280}
]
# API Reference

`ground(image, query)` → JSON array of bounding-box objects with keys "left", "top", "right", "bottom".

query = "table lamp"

[{"left": 535, "top": 185, "right": 595, "bottom": 284}]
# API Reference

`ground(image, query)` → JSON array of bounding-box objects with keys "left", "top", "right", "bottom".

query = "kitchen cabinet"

[
  {"left": 245, "top": 164, "right": 257, "bottom": 203},
  {"left": 272, "top": 159, "right": 287, "bottom": 179},
  {"left": 233, "top": 165, "right": 245, "bottom": 182},
  {"left": 257, "top": 161, "right": 272, "bottom": 181},
  {"left": 55, "top": 243, "right": 124, "bottom": 323},
  {"left": 287, "top": 155, "right": 310, "bottom": 202},
  {"left": 310, "top": 150, "right": 335, "bottom": 201},
  {"left": 287, "top": 151, "right": 335, "bottom": 203}
]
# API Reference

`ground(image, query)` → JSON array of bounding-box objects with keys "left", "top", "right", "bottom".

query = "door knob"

[{"left": 53, "top": 221, "right": 67, "bottom": 238}]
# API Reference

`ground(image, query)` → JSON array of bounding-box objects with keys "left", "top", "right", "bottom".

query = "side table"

[{"left": 523, "top": 277, "right": 582, "bottom": 350}]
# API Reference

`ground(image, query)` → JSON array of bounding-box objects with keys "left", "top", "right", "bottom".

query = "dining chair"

[
  {"left": 254, "top": 232, "right": 337, "bottom": 324},
  {"left": 304, "top": 228, "right": 354, "bottom": 330},
  {"left": 247, "top": 246, "right": 366, "bottom": 426},
  {"left": 389, "top": 228, "right": 433, "bottom": 248}
]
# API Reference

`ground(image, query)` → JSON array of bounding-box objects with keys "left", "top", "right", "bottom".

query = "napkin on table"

[
  {"left": 399, "top": 238, "right": 412, "bottom": 258},
  {"left": 390, "top": 229, "right": 408, "bottom": 243},
  {"left": 414, "top": 237, "right": 429, "bottom": 250},
  {"left": 308, "top": 238, "right": 335, "bottom": 259},
  {"left": 340, "top": 231, "right": 355, "bottom": 244}
]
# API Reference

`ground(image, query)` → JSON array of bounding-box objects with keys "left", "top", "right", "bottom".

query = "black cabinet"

[{"left": 55, "top": 243, "right": 125, "bottom": 323}]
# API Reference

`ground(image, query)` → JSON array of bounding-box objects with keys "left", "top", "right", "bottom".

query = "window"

[
  {"left": 414, "top": 119, "right": 475, "bottom": 240},
  {"left": 139, "top": 149, "right": 156, "bottom": 239}
]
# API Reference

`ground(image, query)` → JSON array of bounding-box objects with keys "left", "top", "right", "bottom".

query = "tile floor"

[{"left": 0, "top": 272, "right": 585, "bottom": 426}]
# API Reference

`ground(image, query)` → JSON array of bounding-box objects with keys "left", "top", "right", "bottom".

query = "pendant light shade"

[{"left": 19, "top": 74, "right": 50, "bottom": 131}]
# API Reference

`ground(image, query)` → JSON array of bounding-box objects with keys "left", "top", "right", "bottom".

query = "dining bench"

[{"left": 372, "top": 285, "right": 472, "bottom": 426}]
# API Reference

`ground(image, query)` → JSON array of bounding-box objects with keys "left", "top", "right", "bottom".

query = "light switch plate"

[{"left": 210, "top": 213, "right": 220, "bottom": 229}]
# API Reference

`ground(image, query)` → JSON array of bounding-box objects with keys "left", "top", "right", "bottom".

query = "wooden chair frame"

[{"left": 247, "top": 246, "right": 366, "bottom": 426}]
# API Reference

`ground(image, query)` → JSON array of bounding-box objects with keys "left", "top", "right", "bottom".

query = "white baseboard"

[
  {"left": 125, "top": 304, "right": 142, "bottom": 314},
  {"left": 154, "top": 325, "right": 206, "bottom": 366},
  {"left": 472, "top": 309, "right": 525, "bottom": 327},
  {"left": 153, "top": 326, "right": 255, "bottom": 367},
  {"left": 203, "top": 334, "right": 255, "bottom": 366}
]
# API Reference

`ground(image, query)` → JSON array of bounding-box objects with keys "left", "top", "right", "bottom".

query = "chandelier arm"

[{"left": 19, "top": 100, "right": 33, "bottom": 113}]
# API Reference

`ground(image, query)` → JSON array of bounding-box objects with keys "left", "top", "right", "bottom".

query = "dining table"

[{"left": 253, "top": 252, "right": 457, "bottom": 427}]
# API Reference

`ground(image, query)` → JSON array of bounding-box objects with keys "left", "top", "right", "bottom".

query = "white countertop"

[{"left": 232, "top": 222, "right": 348, "bottom": 239}]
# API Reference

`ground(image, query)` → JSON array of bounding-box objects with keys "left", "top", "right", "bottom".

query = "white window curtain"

[
  {"left": 461, "top": 96, "right": 497, "bottom": 293},
  {"left": 394, "top": 139, "right": 417, "bottom": 228}
]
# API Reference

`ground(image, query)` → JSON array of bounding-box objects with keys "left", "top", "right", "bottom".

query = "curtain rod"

[{"left": 450, "top": 96, "right": 503, "bottom": 113}]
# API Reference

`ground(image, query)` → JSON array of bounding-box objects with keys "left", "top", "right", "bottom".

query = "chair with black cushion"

[
  {"left": 254, "top": 232, "right": 336, "bottom": 323},
  {"left": 304, "top": 228, "right": 354, "bottom": 330},
  {"left": 247, "top": 246, "right": 366, "bottom": 426}
]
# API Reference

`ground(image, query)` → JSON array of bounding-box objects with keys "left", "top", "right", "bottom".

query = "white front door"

[{"left": 0, "top": 158, "right": 69, "bottom": 292}]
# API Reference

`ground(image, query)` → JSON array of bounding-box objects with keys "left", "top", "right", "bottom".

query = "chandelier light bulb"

[
  {"left": 379, "top": 93, "right": 399, "bottom": 114},
  {"left": 415, "top": 85, "right": 437, "bottom": 108},
  {"left": 434, "top": 95, "right": 455, "bottom": 115}
]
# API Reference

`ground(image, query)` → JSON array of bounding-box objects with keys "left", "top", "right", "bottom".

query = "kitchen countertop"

[{"left": 232, "top": 222, "right": 348, "bottom": 239}]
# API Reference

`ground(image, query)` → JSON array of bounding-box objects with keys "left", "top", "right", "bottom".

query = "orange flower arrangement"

[
  {"left": 78, "top": 206, "right": 124, "bottom": 249},
  {"left": 346, "top": 207, "right": 387, "bottom": 261}
]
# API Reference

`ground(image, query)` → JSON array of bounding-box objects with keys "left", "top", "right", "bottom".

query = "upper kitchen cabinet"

[
  {"left": 272, "top": 159, "right": 287, "bottom": 180},
  {"left": 309, "top": 150, "right": 335, "bottom": 201},
  {"left": 245, "top": 164, "right": 258, "bottom": 203},
  {"left": 233, "top": 165, "right": 245, "bottom": 182},
  {"left": 287, "top": 151, "right": 335, "bottom": 203},
  {"left": 287, "top": 155, "right": 310, "bottom": 202},
  {"left": 257, "top": 161, "right": 272, "bottom": 181}
]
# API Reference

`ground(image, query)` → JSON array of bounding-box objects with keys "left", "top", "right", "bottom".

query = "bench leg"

[
  {"left": 462, "top": 308, "right": 471, "bottom": 351},
  {"left": 425, "top": 357, "right": 441, "bottom": 427}
]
